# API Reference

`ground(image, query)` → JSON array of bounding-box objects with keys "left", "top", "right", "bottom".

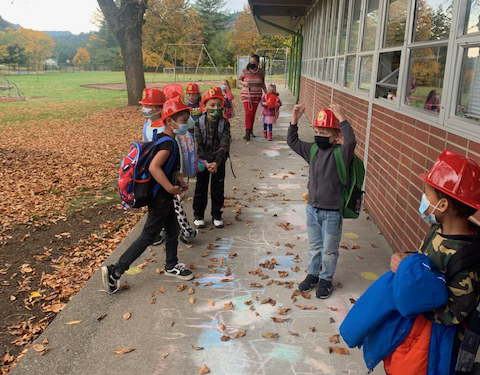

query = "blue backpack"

[{"left": 118, "top": 136, "right": 178, "bottom": 208}]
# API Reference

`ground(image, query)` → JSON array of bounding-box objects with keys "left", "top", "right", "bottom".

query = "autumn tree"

[
  {"left": 73, "top": 47, "right": 91, "bottom": 65},
  {"left": 96, "top": 0, "right": 147, "bottom": 105},
  {"left": 194, "top": 0, "right": 228, "bottom": 45},
  {"left": 231, "top": 6, "right": 262, "bottom": 56},
  {"left": 87, "top": 14, "right": 123, "bottom": 70}
]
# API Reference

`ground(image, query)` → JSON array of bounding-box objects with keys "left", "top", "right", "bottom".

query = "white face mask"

[{"left": 142, "top": 107, "right": 161, "bottom": 119}]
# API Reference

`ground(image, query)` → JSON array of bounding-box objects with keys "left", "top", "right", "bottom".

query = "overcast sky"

[{"left": 1, "top": 0, "right": 247, "bottom": 34}]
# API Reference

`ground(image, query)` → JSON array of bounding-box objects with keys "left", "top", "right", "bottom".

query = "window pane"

[
  {"left": 359, "top": 55, "right": 374, "bottom": 90},
  {"left": 336, "top": 57, "right": 345, "bottom": 84},
  {"left": 317, "top": 59, "right": 324, "bottom": 79},
  {"left": 456, "top": 47, "right": 480, "bottom": 122},
  {"left": 323, "top": 0, "right": 331, "bottom": 57},
  {"left": 405, "top": 46, "right": 447, "bottom": 113},
  {"left": 384, "top": 0, "right": 408, "bottom": 48},
  {"left": 465, "top": 1, "right": 480, "bottom": 35},
  {"left": 339, "top": 0, "right": 349, "bottom": 54},
  {"left": 327, "top": 58, "right": 334, "bottom": 82},
  {"left": 362, "top": 0, "right": 380, "bottom": 51},
  {"left": 349, "top": 0, "right": 362, "bottom": 52},
  {"left": 330, "top": 1, "right": 341, "bottom": 55},
  {"left": 376, "top": 51, "right": 402, "bottom": 99},
  {"left": 345, "top": 56, "right": 356, "bottom": 88},
  {"left": 413, "top": 0, "right": 453, "bottom": 42}
]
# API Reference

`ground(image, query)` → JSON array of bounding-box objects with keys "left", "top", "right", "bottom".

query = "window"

[
  {"left": 405, "top": 46, "right": 447, "bottom": 113},
  {"left": 330, "top": 0, "right": 341, "bottom": 56},
  {"left": 376, "top": 51, "right": 402, "bottom": 100},
  {"left": 456, "top": 47, "right": 480, "bottom": 122},
  {"left": 464, "top": 1, "right": 480, "bottom": 35},
  {"left": 336, "top": 57, "right": 345, "bottom": 84},
  {"left": 384, "top": 0, "right": 408, "bottom": 48},
  {"left": 349, "top": 0, "right": 362, "bottom": 52},
  {"left": 362, "top": 0, "right": 380, "bottom": 51},
  {"left": 338, "top": 0, "right": 349, "bottom": 54},
  {"left": 413, "top": 0, "right": 453, "bottom": 42},
  {"left": 345, "top": 56, "right": 356, "bottom": 88},
  {"left": 359, "top": 55, "right": 374, "bottom": 90},
  {"left": 326, "top": 58, "right": 334, "bottom": 82}
]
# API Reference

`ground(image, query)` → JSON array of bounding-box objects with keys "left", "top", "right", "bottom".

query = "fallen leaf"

[
  {"left": 218, "top": 323, "right": 226, "bottom": 331},
  {"left": 225, "top": 268, "right": 232, "bottom": 276},
  {"left": 309, "top": 326, "right": 317, "bottom": 332},
  {"left": 233, "top": 329, "right": 246, "bottom": 338},
  {"left": 177, "top": 284, "right": 186, "bottom": 292},
  {"left": 296, "top": 304, "right": 317, "bottom": 310},
  {"left": 9, "top": 295, "right": 16, "bottom": 301},
  {"left": 285, "top": 243, "right": 295, "bottom": 249},
  {"left": 250, "top": 283, "right": 263, "bottom": 288},
  {"left": 271, "top": 317, "right": 289, "bottom": 323},
  {"left": 201, "top": 252, "right": 210, "bottom": 257},
  {"left": 244, "top": 300, "right": 253, "bottom": 305},
  {"left": 208, "top": 300, "right": 215, "bottom": 307},
  {"left": 261, "top": 298, "right": 276, "bottom": 306},
  {"left": 188, "top": 287, "right": 195, "bottom": 295},
  {"left": 220, "top": 278, "right": 232, "bottom": 283},
  {"left": 199, "top": 365, "right": 210, "bottom": 374},
  {"left": 123, "top": 312, "right": 131, "bottom": 320},
  {"left": 349, "top": 298, "right": 357, "bottom": 304},
  {"left": 192, "top": 345, "right": 204, "bottom": 350},
  {"left": 114, "top": 348, "right": 135, "bottom": 355},
  {"left": 262, "top": 332, "right": 279, "bottom": 339},
  {"left": 371, "top": 243, "right": 379, "bottom": 248},
  {"left": 291, "top": 266, "right": 300, "bottom": 272},
  {"left": 65, "top": 320, "right": 81, "bottom": 325},
  {"left": 352, "top": 244, "right": 361, "bottom": 250},
  {"left": 327, "top": 306, "right": 338, "bottom": 311},
  {"left": 355, "top": 253, "right": 364, "bottom": 260},
  {"left": 150, "top": 298, "right": 156, "bottom": 304},
  {"left": 189, "top": 297, "right": 197, "bottom": 304},
  {"left": 286, "top": 252, "right": 294, "bottom": 256},
  {"left": 278, "top": 271, "right": 289, "bottom": 278},
  {"left": 336, "top": 282, "right": 344, "bottom": 288},
  {"left": 30, "top": 291, "right": 42, "bottom": 298},
  {"left": 278, "top": 308, "right": 291, "bottom": 315},
  {"left": 97, "top": 314, "right": 107, "bottom": 321},
  {"left": 329, "top": 317, "right": 336, "bottom": 323},
  {"left": 329, "top": 334, "right": 340, "bottom": 343},
  {"left": 33, "top": 344, "right": 46, "bottom": 353},
  {"left": 249, "top": 305, "right": 256, "bottom": 311},
  {"left": 224, "top": 301, "right": 234, "bottom": 310},
  {"left": 328, "top": 346, "right": 350, "bottom": 355},
  {"left": 204, "top": 282, "right": 213, "bottom": 286},
  {"left": 42, "top": 338, "right": 49, "bottom": 344},
  {"left": 229, "top": 252, "right": 237, "bottom": 258},
  {"left": 156, "top": 268, "right": 164, "bottom": 274},
  {"left": 220, "top": 335, "right": 230, "bottom": 342},
  {"left": 288, "top": 330, "right": 300, "bottom": 336}
]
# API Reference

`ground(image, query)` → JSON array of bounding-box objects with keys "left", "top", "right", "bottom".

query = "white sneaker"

[
  {"left": 213, "top": 219, "right": 224, "bottom": 228},
  {"left": 194, "top": 219, "right": 205, "bottom": 228}
]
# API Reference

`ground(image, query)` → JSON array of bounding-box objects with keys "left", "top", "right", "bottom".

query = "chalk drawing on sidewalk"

[
  {"left": 262, "top": 149, "right": 280, "bottom": 157},
  {"left": 344, "top": 232, "right": 359, "bottom": 239},
  {"left": 360, "top": 272, "right": 379, "bottom": 281}
]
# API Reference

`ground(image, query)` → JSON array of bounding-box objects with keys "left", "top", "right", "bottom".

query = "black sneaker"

[
  {"left": 153, "top": 229, "right": 165, "bottom": 246},
  {"left": 101, "top": 265, "right": 120, "bottom": 294},
  {"left": 316, "top": 279, "right": 332, "bottom": 299},
  {"left": 165, "top": 263, "right": 194, "bottom": 280},
  {"left": 298, "top": 274, "right": 319, "bottom": 292}
]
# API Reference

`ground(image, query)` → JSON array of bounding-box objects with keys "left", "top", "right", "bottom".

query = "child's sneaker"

[
  {"left": 165, "top": 263, "right": 194, "bottom": 280},
  {"left": 101, "top": 265, "right": 120, "bottom": 294},
  {"left": 298, "top": 274, "right": 319, "bottom": 292},
  {"left": 194, "top": 218, "right": 205, "bottom": 228},
  {"left": 180, "top": 229, "right": 198, "bottom": 244},
  {"left": 316, "top": 279, "right": 332, "bottom": 299},
  {"left": 213, "top": 218, "right": 224, "bottom": 228},
  {"left": 152, "top": 229, "right": 165, "bottom": 246}
]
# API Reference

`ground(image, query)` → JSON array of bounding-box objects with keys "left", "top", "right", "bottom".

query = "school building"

[{"left": 249, "top": 0, "right": 480, "bottom": 252}]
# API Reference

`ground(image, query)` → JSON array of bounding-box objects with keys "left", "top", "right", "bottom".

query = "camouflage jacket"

[{"left": 420, "top": 224, "right": 480, "bottom": 326}]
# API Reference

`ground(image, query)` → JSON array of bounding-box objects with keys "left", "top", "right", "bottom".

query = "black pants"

[
  {"left": 115, "top": 193, "right": 179, "bottom": 274},
  {"left": 193, "top": 161, "right": 226, "bottom": 220}
]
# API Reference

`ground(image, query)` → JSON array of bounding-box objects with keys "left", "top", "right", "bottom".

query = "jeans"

[
  {"left": 193, "top": 161, "right": 226, "bottom": 220},
  {"left": 306, "top": 205, "right": 343, "bottom": 282},
  {"left": 115, "top": 193, "right": 179, "bottom": 274}
]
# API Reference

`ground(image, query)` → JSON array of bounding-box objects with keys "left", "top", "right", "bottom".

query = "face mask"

[
  {"left": 207, "top": 108, "right": 223, "bottom": 120},
  {"left": 173, "top": 122, "right": 189, "bottom": 135},
  {"left": 221, "top": 84, "right": 226, "bottom": 91},
  {"left": 314, "top": 136, "right": 332, "bottom": 150},
  {"left": 248, "top": 63, "right": 257, "bottom": 70},
  {"left": 142, "top": 107, "right": 153, "bottom": 118},
  {"left": 418, "top": 193, "right": 442, "bottom": 225},
  {"left": 187, "top": 117, "right": 195, "bottom": 130}
]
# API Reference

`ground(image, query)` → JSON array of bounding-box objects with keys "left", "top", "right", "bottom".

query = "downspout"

[{"left": 256, "top": 16, "right": 303, "bottom": 103}]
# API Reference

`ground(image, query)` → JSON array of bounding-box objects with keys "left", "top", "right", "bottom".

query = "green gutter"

[{"left": 256, "top": 16, "right": 303, "bottom": 103}]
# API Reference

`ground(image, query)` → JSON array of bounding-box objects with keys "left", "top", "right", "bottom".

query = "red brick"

[
  {"left": 429, "top": 135, "right": 446, "bottom": 152},
  {"left": 447, "top": 132, "right": 468, "bottom": 147}
]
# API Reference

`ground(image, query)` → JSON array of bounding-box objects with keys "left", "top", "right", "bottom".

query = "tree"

[
  {"left": 73, "top": 47, "right": 91, "bottom": 65},
  {"left": 207, "top": 31, "right": 234, "bottom": 66},
  {"left": 16, "top": 28, "right": 55, "bottom": 71},
  {"left": 87, "top": 14, "right": 123, "bottom": 70},
  {"left": 96, "top": 0, "right": 147, "bottom": 105},
  {"left": 194, "top": 0, "right": 228, "bottom": 45},
  {"left": 231, "top": 6, "right": 262, "bottom": 56}
]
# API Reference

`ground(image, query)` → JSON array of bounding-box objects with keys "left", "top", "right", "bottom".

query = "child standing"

[
  {"left": 193, "top": 87, "right": 231, "bottom": 229},
  {"left": 102, "top": 97, "right": 195, "bottom": 294},
  {"left": 186, "top": 83, "right": 202, "bottom": 136},
  {"left": 288, "top": 104, "right": 356, "bottom": 299},
  {"left": 221, "top": 79, "right": 235, "bottom": 120},
  {"left": 140, "top": 88, "right": 166, "bottom": 142},
  {"left": 260, "top": 84, "right": 282, "bottom": 141}
]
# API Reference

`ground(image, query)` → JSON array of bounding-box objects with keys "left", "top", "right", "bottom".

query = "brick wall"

[{"left": 300, "top": 75, "right": 480, "bottom": 253}]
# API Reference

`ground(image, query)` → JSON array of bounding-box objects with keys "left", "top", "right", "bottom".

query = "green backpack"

[{"left": 309, "top": 144, "right": 365, "bottom": 219}]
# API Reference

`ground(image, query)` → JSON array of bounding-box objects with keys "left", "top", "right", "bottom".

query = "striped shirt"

[{"left": 239, "top": 67, "right": 265, "bottom": 104}]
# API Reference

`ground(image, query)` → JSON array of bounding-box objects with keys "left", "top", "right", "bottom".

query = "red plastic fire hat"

[
  {"left": 201, "top": 87, "right": 225, "bottom": 110},
  {"left": 186, "top": 83, "right": 200, "bottom": 94},
  {"left": 152, "top": 96, "right": 192, "bottom": 127},
  {"left": 163, "top": 84, "right": 184, "bottom": 101},
  {"left": 139, "top": 88, "right": 166, "bottom": 106},
  {"left": 420, "top": 150, "right": 480, "bottom": 209},
  {"left": 313, "top": 109, "right": 340, "bottom": 129}
]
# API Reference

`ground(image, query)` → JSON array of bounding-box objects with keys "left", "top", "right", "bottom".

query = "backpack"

[
  {"left": 118, "top": 136, "right": 178, "bottom": 208},
  {"left": 309, "top": 144, "right": 365, "bottom": 219}
]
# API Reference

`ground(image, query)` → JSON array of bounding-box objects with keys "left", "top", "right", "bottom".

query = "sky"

[{"left": 1, "top": 0, "right": 247, "bottom": 34}]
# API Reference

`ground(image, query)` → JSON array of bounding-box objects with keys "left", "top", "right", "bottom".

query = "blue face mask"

[
  {"left": 221, "top": 84, "right": 226, "bottom": 91},
  {"left": 187, "top": 117, "right": 195, "bottom": 130},
  {"left": 173, "top": 122, "right": 189, "bottom": 135},
  {"left": 418, "top": 193, "right": 442, "bottom": 225}
]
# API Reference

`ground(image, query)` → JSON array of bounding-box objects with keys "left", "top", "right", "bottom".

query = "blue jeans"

[{"left": 306, "top": 205, "right": 343, "bottom": 282}]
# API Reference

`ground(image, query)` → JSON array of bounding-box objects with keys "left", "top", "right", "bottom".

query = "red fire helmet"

[
  {"left": 200, "top": 87, "right": 225, "bottom": 110},
  {"left": 312, "top": 109, "right": 340, "bottom": 129},
  {"left": 152, "top": 96, "right": 192, "bottom": 128},
  {"left": 139, "top": 88, "right": 166, "bottom": 106},
  {"left": 186, "top": 83, "right": 200, "bottom": 94}
]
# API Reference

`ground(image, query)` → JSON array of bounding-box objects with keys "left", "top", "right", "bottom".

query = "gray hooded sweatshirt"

[{"left": 287, "top": 120, "right": 357, "bottom": 210}]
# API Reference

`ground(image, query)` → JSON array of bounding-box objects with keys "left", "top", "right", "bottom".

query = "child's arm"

[
  {"left": 287, "top": 104, "right": 313, "bottom": 163},
  {"left": 227, "top": 90, "right": 234, "bottom": 101},
  {"left": 277, "top": 98, "right": 282, "bottom": 108},
  {"left": 260, "top": 94, "right": 267, "bottom": 107},
  {"left": 427, "top": 270, "right": 479, "bottom": 326},
  {"left": 194, "top": 119, "right": 205, "bottom": 159},
  {"left": 214, "top": 120, "right": 231, "bottom": 167},
  {"left": 149, "top": 150, "right": 183, "bottom": 195},
  {"left": 330, "top": 104, "right": 357, "bottom": 164}
]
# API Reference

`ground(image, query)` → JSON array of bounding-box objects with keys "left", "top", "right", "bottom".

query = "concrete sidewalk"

[{"left": 11, "top": 88, "right": 390, "bottom": 375}]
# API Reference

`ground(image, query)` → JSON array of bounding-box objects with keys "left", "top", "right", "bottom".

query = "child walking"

[
  {"left": 221, "top": 79, "right": 235, "bottom": 120},
  {"left": 102, "top": 96, "right": 195, "bottom": 294},
  {"left": 288, "top": 104, "right": 356, "bottom": 299},
  {"left": 193, "top": 87, "right": 231, "bottom": 229},
  {"left": 260, "top": 84, "right": 282, "bottom": 141}
]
